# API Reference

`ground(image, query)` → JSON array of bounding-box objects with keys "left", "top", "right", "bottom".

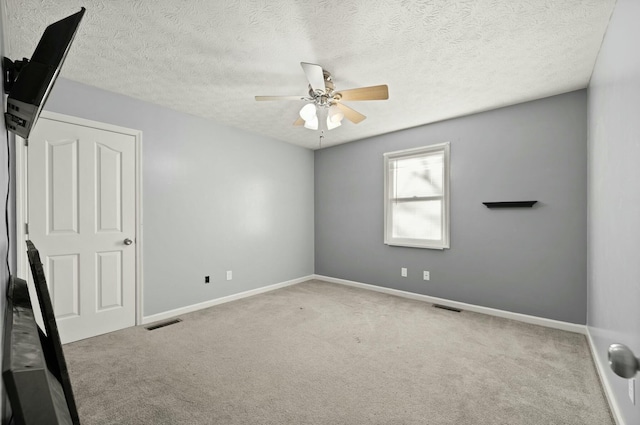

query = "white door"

[{"left": 27, "top": 116, "right": 137, "bottom": 343}]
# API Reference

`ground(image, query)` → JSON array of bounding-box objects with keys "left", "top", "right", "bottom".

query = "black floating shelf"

[{"left": 483, "top": 201, "right": 538, "bottom": 209}]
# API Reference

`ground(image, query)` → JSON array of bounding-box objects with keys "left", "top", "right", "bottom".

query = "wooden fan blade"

[
  {"left": 301, "top": 62, "right": 326, "bottom": 94},
  {"left": 335, "top": 103, "right": 366, "bottom": 124},
  {"left": 293, "top": 117, "right": 305, "bottom": 126},
  {"left": 336, "top": 85, "right": 388, "bottom": 101},
  {"left": 255, "top": 95, "right": 305, "bottom": 101}
]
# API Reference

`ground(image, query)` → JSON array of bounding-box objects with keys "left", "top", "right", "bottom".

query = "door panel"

[
  {"left": 47, "top": 139, "right": 79, "bottom": 234},
  {"left": 28, "top": 117, "right": 137, "bottom": 343},
  {"left": 47, "top": 254, "right": 80, "bottom": 319},
  {"left": 96, "top": 143, "right": 122, "bottom": 232},
  {"left": 96, "top": 250, "right": 123, "bottom": 310}
]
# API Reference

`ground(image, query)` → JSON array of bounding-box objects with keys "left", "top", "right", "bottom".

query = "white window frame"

[{"left": 383, "top": 142, "right": 450, "bottom": 249}]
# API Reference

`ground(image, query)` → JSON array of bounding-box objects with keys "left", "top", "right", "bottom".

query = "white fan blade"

[
  {"left": 301, "top": 62, "right": 326, "bottom": 94},
  {"left": 255, "top": 95, "right": 306, "bottom": 101},
  {"left": 336, "top": 85, "right": 389, "bottom": 101},
  {"left": 335, "top": 103, "right": 366, "bottom": 124}
]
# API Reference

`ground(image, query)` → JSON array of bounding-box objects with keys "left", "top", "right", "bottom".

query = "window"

[{"left": 384, "top": 142, "right": 450, "bottom": 249}]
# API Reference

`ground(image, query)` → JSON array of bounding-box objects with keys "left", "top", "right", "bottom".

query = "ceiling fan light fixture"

[
  {"left": 327, "top": 116, "right": 341, "bottom": 130},
  {"left": 304, "top": 115, "right": 318, "bottom": 130},
  {"left": 328, "top": 105, "right": 344, "bottom": 124},
  {"left": 255, "top": 62, "right": 388, "bottom": 132},
  {"left": 299, "top": 103, "right": 317, "bottom": 121}
]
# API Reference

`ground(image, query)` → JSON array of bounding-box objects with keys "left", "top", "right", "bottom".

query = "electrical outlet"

[
  {"left": 423, "top": 271, "right": 430, "bottom": 281},
  {"left": 226, "top": 270, "right": 233, "bottom": 281},
  {"left": 630, "top": 379, "right": 636, "bottom": 405},
  {"left": 401, "top": 268, "right": 407, "bottom": 277},
  {"left": 204, "top": 276, "right": 210, "bottom": 284}
]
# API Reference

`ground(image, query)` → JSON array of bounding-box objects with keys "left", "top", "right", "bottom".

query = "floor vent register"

[
  {"left": 432, "top": 304, "right": 462, "bottom": 313},
  {"left": 145, "top": 318, "right": 183, "bottom": 331}
]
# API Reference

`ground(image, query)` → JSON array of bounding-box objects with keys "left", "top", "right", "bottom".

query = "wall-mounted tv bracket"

[{"left": 3, "top": 56, "right": 30, "bottom": 93}]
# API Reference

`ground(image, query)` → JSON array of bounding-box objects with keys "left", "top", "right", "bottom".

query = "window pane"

[
  {"left": 391, "top": 153, "right": 443, "bottom": 198},
  {"left": 391, "top": 199, "right": 442, "bottom": 240}
]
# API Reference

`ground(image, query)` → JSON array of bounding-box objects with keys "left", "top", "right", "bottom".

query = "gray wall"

[
  {"left": 587, "top": 0, "right": 640, "bottom": 423},
  {"left": 45, "top": 78, "right": 314, "bottom": 316},
  {"left": 315, "top": 90, "right": 587, "bottom": 324}
]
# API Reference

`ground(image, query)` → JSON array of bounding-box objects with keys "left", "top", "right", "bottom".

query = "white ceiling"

[{"left": 5, "top": 0, "right": 615, "bottom": 149}]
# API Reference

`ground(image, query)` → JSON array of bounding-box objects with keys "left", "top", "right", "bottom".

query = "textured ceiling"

[{"left": 5, "top": 0, "right": 615, "bottom": 149}]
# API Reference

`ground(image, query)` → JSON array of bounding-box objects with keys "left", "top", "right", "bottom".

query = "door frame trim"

[{"left": 15, "top": 110, "right": 145, "bottom": 326}]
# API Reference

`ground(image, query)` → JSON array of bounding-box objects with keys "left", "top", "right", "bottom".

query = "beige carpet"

[{"left": 63, "top": 280, "right": 613, "bottom": 424}]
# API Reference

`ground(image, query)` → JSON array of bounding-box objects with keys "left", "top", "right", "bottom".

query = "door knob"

[
  {"left": 608, "top": 343, "right": 640, "bottom": 379},
  {"left": 124, "top": 238, "right": 133, "bottom": 246}
]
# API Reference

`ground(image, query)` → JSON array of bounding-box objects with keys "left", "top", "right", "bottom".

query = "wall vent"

[
  {"left": 146, "top": 318, "right": 182, "bottom": 331},
  {"left": 433, "top": 304, "right": 462, "bottom": 313}
]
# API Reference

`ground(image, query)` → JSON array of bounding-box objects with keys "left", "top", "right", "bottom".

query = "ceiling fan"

[{"left": 255, "top": 62, "right": 389, "bottom": 131}]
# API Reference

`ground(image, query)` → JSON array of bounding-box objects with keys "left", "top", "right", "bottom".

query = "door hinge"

[
  {"left": 25, "top": 223, "right": 28, "bottom": 234},
  {"left": 24, "top": 139, "right": 28, "bottom": 147}
]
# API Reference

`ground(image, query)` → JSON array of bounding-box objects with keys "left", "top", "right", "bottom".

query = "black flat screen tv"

[
  {"left": 2, "top": 241, "right": 80, "bottom": 424},
  {"left": 4, "top": 7, "right": 85, "bottom": 139}
]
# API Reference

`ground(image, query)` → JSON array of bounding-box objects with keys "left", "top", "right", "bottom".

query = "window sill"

[{"left": 384, "top": 240, "right": 449, "bottom": 250}]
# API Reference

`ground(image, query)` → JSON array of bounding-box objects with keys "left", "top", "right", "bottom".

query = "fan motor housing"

[{"left": 308, "top": 70, "right": 336, "bottom": 107}]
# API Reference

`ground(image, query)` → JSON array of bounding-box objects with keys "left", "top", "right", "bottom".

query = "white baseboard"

[
  {"left": 312, "top": 274, "right": 587, "bottom": 335},
  {"left": 586, "top": 328, "right": 626, "bottom": 425},
  {"left": 142, "top": 275, "right": 314, "bottom": 325},
  {"left": 143, "top": 274, "right": 586, "bottom": 334}
]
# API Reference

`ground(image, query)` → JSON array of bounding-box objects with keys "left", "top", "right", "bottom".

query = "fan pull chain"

[{"left": 319, "top": 131, "right": 324, "bottom": 149}]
